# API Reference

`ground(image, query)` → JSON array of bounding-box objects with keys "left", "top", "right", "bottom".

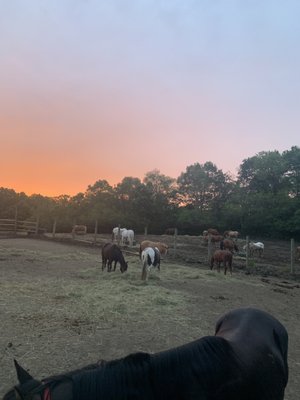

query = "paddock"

[{"left": 0, "top": 237, "right": 299, "bottom": 399}]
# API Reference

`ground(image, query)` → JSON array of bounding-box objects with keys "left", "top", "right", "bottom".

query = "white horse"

[
  {"left": 243, "top": 242, "right": 264, "bottom": 257},
  {"left": 141, "top": 247, "right": 160, "bottom": 280},
  {"left": 112, "top": 227, "right": 127, "bottom": 242},
  {"left": 121, "top": 229, "right": 134, "bottom": 246}
]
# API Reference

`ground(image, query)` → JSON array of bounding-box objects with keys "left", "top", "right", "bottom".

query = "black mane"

[{"left": 71, "top": 336, "right": 242, "bottom": 400}]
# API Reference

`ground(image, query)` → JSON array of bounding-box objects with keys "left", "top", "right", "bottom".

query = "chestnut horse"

[{"left": 210, "top": 249, "right": 233, "bottom": 275}]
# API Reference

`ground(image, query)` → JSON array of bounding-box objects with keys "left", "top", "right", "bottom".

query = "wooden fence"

[{"left": 0, "top": 218, "right": 39, "bottom": 235}]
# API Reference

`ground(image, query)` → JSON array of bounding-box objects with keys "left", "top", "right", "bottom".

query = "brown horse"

[
  {"left": 210, "top": 249, "right": 233, "bottom": 275},
  {"left": 203, "top": 228, "right": 220, "bottom": 236},
  {"left": 224, "top": 230, "right": 239, "bottom": 239},
  {"left": 101, "top": 243, "right": 128, "bottom": 273},
  {"left": 203, "top": 234, "right": 223, "bottom": 243},
  {"left": 220, "top": 239, "right": 239, "bottom": 253}
]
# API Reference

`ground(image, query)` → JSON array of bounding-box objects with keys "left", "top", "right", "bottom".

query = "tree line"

[{"left": 1, "top": 146, "right": 300, "bottom": 239}]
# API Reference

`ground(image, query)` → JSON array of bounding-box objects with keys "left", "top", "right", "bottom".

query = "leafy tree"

[
  {"left": 177, "top": 162, "right": 232, "bottom": 212},
  {"left": 282, "top": 146, "right": 300, "bottom": 197},
  {"left": 238, "top": 151, "right": 287, "bottom": 195}
]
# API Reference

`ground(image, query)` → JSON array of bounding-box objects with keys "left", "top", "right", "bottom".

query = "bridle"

[{"left": 14, "top": 381, "right": 51, "bottom": 400}]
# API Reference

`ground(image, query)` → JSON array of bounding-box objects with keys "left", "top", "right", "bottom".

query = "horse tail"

[{"left": 141, "top": 251, "right": 148, "bottom": 280}]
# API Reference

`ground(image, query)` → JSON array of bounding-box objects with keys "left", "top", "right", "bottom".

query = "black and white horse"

[{"left": 141, "top": 246, "right": 161, "bottom": 280}]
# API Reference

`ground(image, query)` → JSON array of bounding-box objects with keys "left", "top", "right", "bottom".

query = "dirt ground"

[{"left": 0, "top": 235, "right": 299, "bottom": 399}]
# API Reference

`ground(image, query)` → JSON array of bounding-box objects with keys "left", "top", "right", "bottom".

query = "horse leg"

[{"left": 113, "top": 261, "right": 117, "bottom": 271}]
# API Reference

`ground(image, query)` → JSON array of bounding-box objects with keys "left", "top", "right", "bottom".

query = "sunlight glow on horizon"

[{"left": 1, "top": 1, "right": 299, "bottom": 197}]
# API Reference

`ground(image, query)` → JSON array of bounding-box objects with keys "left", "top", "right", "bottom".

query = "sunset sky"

[{"left": 1, "top": 1, "right": 299, "bottom": 197}]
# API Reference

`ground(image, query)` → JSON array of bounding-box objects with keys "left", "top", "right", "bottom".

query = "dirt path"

[{"left": 0, "top": 238, "right": 299, "bottom": 399}]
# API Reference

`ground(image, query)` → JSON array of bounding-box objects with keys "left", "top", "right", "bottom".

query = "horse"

[
  {"left": 121, "top": 229, "right": 134, "bottom": 246},
  {"left": 203, "top": 228, "right": 220, "bottom": 236},
  {"left": 243, "top": 241, "right": 264, "bottom": 257},
  {"left": 3, "top": 307, "right": 288, "bottom": 400},
  {"left": 139, "top": 240, "right": 168, "bottom": 258},
  {"left": 220, "top": 239, "right": 239, "bottom": 253},
  {"left": 141, "top": 246, "right": 160, "bottom": 280},
  {"left": 101, "top": 243, "right": 128, "bottom": 273},
  {"left": 111, "top": 227, "right": 127, "bottom": 242},
  {"left": 203, "top": 234, "right": 223, "bottom": 243},
  {"left": 71, "top": 225, "right": 87, "bottom": 235},
  {"left": 210, "top": 249, "right": 233, "bottom": 275},
  {"left": 224, "top": 230, "right": 239, "bottom": 239},
  {"left": 164, "top": 227, "right": 176, "bottom": 235}
]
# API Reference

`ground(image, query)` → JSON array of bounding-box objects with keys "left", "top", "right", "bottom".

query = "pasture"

[{"left": 0, "top": 235, "right": 300, "bottom": 399}]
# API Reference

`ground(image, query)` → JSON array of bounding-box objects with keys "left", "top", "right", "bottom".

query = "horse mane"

[{"left": 71, "top": 336, "right": 243, "bottom": 400}]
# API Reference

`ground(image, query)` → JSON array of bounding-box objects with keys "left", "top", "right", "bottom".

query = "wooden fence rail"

[{"left": 0, "top": 218, "right": 39, "bottom": 235}]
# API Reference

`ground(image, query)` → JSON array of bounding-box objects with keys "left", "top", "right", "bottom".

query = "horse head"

[
  {"left": 3, "top": 360, "right": 44, "bottom": 400},
  {"left": 120, "top": 261, "right": 128, "bottom": 273},
  {"left": 4, "top": 360, "right": 73, "bottom": 400}
]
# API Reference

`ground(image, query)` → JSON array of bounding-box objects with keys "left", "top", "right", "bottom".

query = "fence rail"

[{"left": 0, "top": 218, "right": 39, "bottom": 235}]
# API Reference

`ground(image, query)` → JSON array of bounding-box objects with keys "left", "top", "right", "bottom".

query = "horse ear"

[{"left": 14, "top": 359, "right": 34, "bottom": 384}]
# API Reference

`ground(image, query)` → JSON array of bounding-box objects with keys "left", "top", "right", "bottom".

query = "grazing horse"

[
  {"left": 164, "top": 227, "right": 176, "bottom": 235},
  {"left": 203, "top": 234, "right": 223, "bottom": 243},
  {"left": 111, "top": 227, "right": 127, "bottom": 242},
  {"left": 101, "top": 243, "right": 128, "bottom": 273},
  {"left": 224, "top": 230, "right": 239, "bottom": 239},
  {"left": 121, "top": 229, "right": 134, "bottom": 246},
  {"left": 210, "top": 249, "right": 233, "bottom": 274},
  {"left": 243, "top": 241, "right": 264, "bottom": 257},
  {"left": 139, "top": 240, "right": 168, "bottom": 258},
  {"left": 71, "top": 225, "right": 87, "bottom": 235},
  {"left": 3, "top": 307, "right": 288, "bottom": 400},
  {"left": 203, "top": 228, "right": 220, "bottom": 236},
  {"left": 220, "top": 239, "right": 239, "bottom": 253},
  {"left": 141, "top": 246, "right": 160, "bottom": 280}
]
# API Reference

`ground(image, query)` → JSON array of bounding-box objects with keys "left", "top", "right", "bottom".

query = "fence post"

[
  {"left": 35, "top": 216, "right": 40, "bottom": 235},
  {"left": 291, "top": 238, "right": 295, "bottom": 274},
  {"left": 52, "top": 218, "right": 57, "bottom": 238},
  {"left": 173, "top": 228, "right": 178, "bottom": 257},
  {"left": 207, "top": 234, "right": 212, "bottom": 262},
  {"left": 144, "top": 226, "right": 148, "bottom": 236},
  {"left": 14, "top": 206, "right": 18, "bottom": 235},
  {"left": 245, "top": 235, "right": 249, "bottom": 270},
  {"left": 72, "top": 220, "right": 76, "bottom": 239},
  {"left": 94, "top": 220, "right": 98, "bottom": 244},
  {"left": 117, "top": 224, "right": 121, "bottom": 246}
]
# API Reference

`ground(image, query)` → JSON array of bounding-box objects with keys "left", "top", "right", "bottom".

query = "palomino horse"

[
  {"left": 3, "top": 307, "right": 288, "bottom": 400},
  {"left": 139, "top": 240, "right": 168, "bottom": 258},
  {"left": 101, "top": 243, "right": 128, "bottom": 273}
]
